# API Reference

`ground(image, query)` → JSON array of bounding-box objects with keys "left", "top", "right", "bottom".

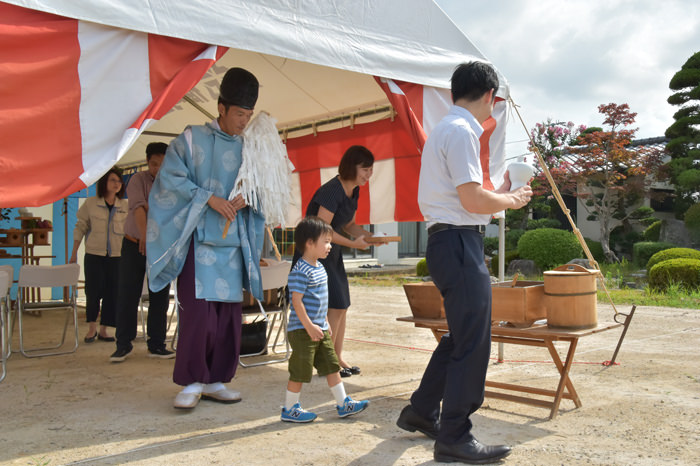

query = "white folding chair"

[
  {"left": 16, "top": 264, "right": 80, "bottom": 358},
  {"left": 239, "top": 259, "right": 292, "bottom": 367},
  {"left": 0, "top": 267, "right": 12, "bottom": 382}
]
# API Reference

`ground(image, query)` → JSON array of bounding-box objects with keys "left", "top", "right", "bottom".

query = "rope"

[{"left": 508, "top": 96, "right": 620, "bottom": 317}]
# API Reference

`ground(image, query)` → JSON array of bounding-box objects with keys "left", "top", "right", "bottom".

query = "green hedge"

[
  {"left": 416, "top": 258, "right": 429, "bottom": 277},
  {"left": 583, "top": 238, "right": 605, "bottom": 264},
  {"left": 643, "top": 220, "right": 662, "bottom": 242},
  {"left": 684, "top": 203, "right": 700, "bottom": 231},
  {"left": 632, "top": 241, "right": 675, "bottom": 267},
  {"left": 517, "top": 228, "right": 582, "bottom": 270},
  {"left": 648, "top": 258, "right": 700, "bottom": 291},
  {"left": 646, "top": 247, "right": 700, "bottom": 272},
  {"left": 686, "top": 203, "right": 700, "bottom": 243},
  {"left": 505, "top": 228, "right": 525, "bottom": 251}
]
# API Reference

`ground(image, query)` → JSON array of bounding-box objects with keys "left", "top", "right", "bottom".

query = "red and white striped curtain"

[
  {"left": 376, "top": 77, "right": 509, "bottom": 193},
  {"left": 0, "top": 3, "right": 226, "bottom": 207},
  {"left": 285, "top": 77, "right": 508, "bottom": 225}
]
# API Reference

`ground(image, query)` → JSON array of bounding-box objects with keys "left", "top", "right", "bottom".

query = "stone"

[
  {"left": 660, "top": 219, "right": 691, "bottom": 247},
  {"left": 506, "top": 259, "right": 539, "bottom": 277},
  {"left": 568, "top": 258, "right": 594, "bottom": 269}
]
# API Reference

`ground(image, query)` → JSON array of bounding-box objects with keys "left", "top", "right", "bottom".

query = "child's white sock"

[
  {"left": 285, "top": 390, "right": 300, "bottom": 410},
  {"left": 181, "top": 382, "right": 203, "bottom": 394},
  {"left": 330, "top": 382, "right": 347, "bottom": 406}
]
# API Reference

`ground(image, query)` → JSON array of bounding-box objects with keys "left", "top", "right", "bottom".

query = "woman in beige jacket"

[{"left": 70, "top": 168, "right": 128, "bottom": 343}]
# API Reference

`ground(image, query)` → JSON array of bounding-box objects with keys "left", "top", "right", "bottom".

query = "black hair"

[
  {"left": 294, "top": 216, "right": 334, "bottom": 254},
  {"left": 338, "top": 145, "right": 374, "bottom": 180},
  {"left": 146, "top": 142, "right": 168, "bottom": 161},
  {"left": 451, "top": 61, "right": 499, "bottom": 103},
  {"left": 96, "top": 167, "right": 125, "bottom": 199}
]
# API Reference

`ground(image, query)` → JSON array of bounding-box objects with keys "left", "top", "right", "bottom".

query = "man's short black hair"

[
  {"left": 146, "top": 142, "right": 168, "bottom": 161},
  {"left": 451, "top": 61, "right": 499, "bottom": 103},
  {"left": 294, "top": 216, "right": 333, "bottom": 254},
  {"left": 338, "top": 145, "right": 374, "bottom": 181},
  {"left": 96, "top": 166, "right": 125, "bottom": 199}
]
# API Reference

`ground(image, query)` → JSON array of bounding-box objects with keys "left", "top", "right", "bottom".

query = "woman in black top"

[{"left": 304, "top": 145, "right": 385, "bottom": 377}]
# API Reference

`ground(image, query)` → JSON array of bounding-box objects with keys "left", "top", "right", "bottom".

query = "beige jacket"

[{"left": 73, "top": 196, "right": 128, "bottom": 257}]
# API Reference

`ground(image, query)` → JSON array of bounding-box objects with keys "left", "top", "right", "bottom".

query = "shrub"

[
  {"left": 643, "top": 220, "right": 662, "bottom": 242},
  {"left": 648, "top": 258, "right": 700, "bottom": 291},
  {"left": 609, "top": 226, "right": 643, "bottom": 257},
  {"left": 685, "top": 203, "right": 700, "bottom": 243},
  {"left": 491, "top": 250, "right": 519, "bottom": 275},
  {"left": 517, "top": 228, "right": 582, "bottom": 270},
  {"left": 416, "top": 258, "right": 429, "bottom": 277},
  {"left": 505, "top": 228, "right": 525, "bottom": 251},
  {"left": 684, "top": 203, "right": 700, "bottom": 231},
  {"left": 526, "top": 218, "right": 561, "bottom": 230},
  {"left": 483, "top": 236, "right": 499, "bottom": 256},
  {"left": 583, "top": 238, "right": 606, "bottom": 264},
  {"left": 632, "top": 241, "right": 675, "bottom": 267},
  {"left": 646, "top": 247, "right": 700, "bottom": 272}
]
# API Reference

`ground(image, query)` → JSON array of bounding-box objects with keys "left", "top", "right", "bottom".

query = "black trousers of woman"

[{"left": 83, "top": 253, "right": 120, "bottom": 327}]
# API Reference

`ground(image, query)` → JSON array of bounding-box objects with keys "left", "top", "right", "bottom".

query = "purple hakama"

[{"left": 173, "top": 243, "right": 243, "bottom": 386}]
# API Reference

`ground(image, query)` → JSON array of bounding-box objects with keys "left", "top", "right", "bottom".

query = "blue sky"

[{"left": 436, "top": 0, "right": 700, "bottom": 159}]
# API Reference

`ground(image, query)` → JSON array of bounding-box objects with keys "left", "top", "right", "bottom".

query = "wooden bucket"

[{"left": 543, "top": 264, "right": 598, "bottom": 329}]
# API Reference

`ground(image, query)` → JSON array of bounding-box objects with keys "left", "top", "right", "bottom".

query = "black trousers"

[
  {"left": 115, "top": 238, "right": 171, "bottom": 352},
  {"left": 410, "top": 228, "right": 492, "bottom": 445},
  {"left": 83, "top": 253, "right": 119, "bottom": 326}
]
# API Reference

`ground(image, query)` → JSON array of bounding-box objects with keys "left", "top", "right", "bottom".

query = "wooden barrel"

[{"left": 543, "top": 264, "right": 598, "bottom": 329}]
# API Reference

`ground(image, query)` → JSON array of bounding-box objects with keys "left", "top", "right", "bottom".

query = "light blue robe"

[{"left": 146, "top": 120, "right": 265, "bottom": 302}]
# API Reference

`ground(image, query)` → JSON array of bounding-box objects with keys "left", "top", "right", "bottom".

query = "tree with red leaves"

[{"left": 537, "top": 103, "right": 666, "bottom": 262}]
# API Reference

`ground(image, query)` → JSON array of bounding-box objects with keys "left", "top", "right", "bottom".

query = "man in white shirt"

[{"left": 397, "top": 62, "right": 532, "bottom": 464}]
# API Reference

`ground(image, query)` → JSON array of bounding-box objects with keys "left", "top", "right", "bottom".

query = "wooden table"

[{"left": 397, "top": 315, "right": 623, "bottom": 419}]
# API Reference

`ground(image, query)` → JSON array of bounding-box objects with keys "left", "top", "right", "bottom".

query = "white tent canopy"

[
  {"left": 7, "top": 0, "right": 503, "bottom": 90},
  {"left": 5, "top": 0, "right": 509, "bottom": 167},
  {"left": 1, "top": 0, "right": 509, "bottom": 224}
]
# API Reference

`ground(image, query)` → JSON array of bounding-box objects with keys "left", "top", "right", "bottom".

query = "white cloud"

[{"left": 436, "top": 0, "right": 700, "bottom": 157}]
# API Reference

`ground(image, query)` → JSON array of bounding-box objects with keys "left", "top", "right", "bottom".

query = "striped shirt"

[{"left": 287, "top": 258, "right": 329, "bottom": 332}]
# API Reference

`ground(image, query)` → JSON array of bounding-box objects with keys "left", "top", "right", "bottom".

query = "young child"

[{"left": 281, "top": 216, "right": 370, "bottom": 423}]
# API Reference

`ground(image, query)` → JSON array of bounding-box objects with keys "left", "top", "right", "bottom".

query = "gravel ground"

[{"left": 1, "top": 285, "right": 699, "bottom": 465}]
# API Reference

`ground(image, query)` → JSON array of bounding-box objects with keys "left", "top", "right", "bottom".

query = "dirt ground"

[{"left": 1, "top": 284, "right": 699, "bottom": 466}]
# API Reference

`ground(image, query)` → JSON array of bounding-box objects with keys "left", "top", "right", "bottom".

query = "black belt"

[{"left": 427, "top": 223, "right": 486, "bottom": 236}]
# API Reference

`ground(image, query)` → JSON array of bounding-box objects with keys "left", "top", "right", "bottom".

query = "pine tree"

[{"left": 666, "top": 51, "right": 700, "bottom": 214}]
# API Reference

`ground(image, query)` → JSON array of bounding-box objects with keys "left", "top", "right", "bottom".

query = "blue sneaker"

[
  {"left": 281, "top": 403, "right": 317, "bottom": 423},
  {"left": 337, "top": 396, "right": 369, "bottom": 418}
]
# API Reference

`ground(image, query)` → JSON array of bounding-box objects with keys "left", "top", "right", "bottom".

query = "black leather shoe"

[
  {"left": 396, "top": 404, "right": 439, "bottom": 440},
  {"left": 434, "top": 438, "right": 511, "bottom": 464},
  {"left": 339, "top": 368, "right": 353, "bottom": 378}
]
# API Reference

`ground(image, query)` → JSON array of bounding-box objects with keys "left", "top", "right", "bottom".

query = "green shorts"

[{"left": 287, "top": 329, "right": 341, "bottom": 383}]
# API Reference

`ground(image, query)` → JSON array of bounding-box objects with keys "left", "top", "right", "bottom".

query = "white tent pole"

[{"left": 498, "top": 216, "right": 505, "bottom": 363}]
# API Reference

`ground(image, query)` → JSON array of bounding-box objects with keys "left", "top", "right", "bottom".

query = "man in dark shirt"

[{"left": 111, "top": 143, "right": 174, "bottom": 362}]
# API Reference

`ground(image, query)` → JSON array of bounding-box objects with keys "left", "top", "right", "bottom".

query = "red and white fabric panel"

[
  {"left": 375, "top": 77, "right": 509, "bottom": 194},
  {"left": 285, "top": 117, "right": 424, "bottom": 226},
  {"left": 0, "top": 3, "right": 225, "bottom": 207}
]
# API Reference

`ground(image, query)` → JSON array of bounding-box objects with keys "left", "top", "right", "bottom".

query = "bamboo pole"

[{"left": 509, "top": 96, "right": 619, "bottom": 316}]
